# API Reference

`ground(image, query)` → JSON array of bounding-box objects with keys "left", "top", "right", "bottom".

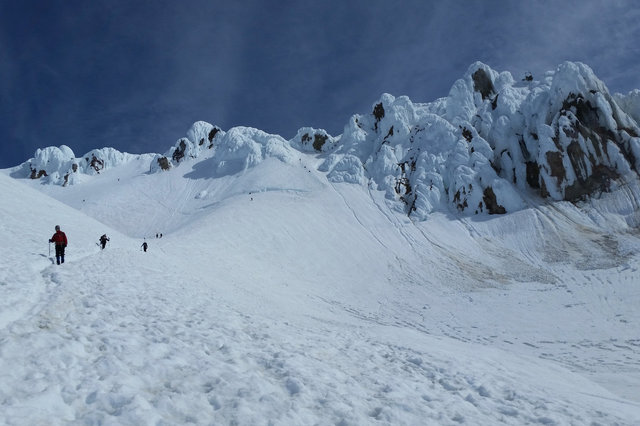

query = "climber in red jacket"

[{"left": 49, "top": 225, "right": 68, "bottom": 265}]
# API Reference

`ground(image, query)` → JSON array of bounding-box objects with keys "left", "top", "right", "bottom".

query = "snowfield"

[
  {"left": 3, "top": 60, "right": 640, "bottom": 424},
  {"left": 1, "top": 152, "right": 640, "bottom": 424}
]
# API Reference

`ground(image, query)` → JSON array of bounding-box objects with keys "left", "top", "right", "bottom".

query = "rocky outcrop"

[
  {"left": 159, "top": 122, "right": 224, "bottom": 169},
  {"left": 290, "top": 128, "right": 337, "bottom": 153},
  {"left": 157, "top": 156, "right": 172, "bottom": 171},
  {"left": 472, "top": 68, "right": 496, "bottom": 101},
  {"left": 89, "top": 155, "right": 105, "bottom": 173},
  {"left": 172, "top": 139, "right": 188, "bottom": 163},
  {"left": 513, "top": 63, "right": 640, "bottom": 203}
]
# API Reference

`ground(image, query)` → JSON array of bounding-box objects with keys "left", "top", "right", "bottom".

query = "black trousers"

[{"left": 55, "top": 244, "right": 65, "bottom": 264}]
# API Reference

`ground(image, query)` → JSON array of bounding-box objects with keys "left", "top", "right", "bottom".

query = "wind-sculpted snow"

[
  {"left": 9, "top": 145, "right": 148, "bottom": 186},
  {"left": 321, "top": 91, "right": 526, "bottom": 219},
  {"left": 150, "top": 123, "right": 299, "bottom": 176},
  {"left": 208, "top": 127, "right": 298, "bottom": 176},
  {"left": 150, "top": 121, "right": 224, "bottom": 172},
  {"left": 20, "top": 145, "right": 76, "bottom": 183},
  {"left": 289, "top": 127, "right": 338, "bottom": 153},
  {"left": 9, "top": 61, "right": 640, "bottom": 221}
]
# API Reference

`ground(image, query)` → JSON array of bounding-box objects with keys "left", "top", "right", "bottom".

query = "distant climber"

[
  {"left": 49, "top": 225, "right": 67, "bottom": 265},
  {"left": 141, "top": 241, "right": 148, "bottom": 252},
  {"left": 99, "top": 234, "right": 110, "bottom": 250}
]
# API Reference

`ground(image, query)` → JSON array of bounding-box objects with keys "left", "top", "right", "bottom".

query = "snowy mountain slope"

[{"left": 3, "top": 143, "right": 640, "bottom": 424}]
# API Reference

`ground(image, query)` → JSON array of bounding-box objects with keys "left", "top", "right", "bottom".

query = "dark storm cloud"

[{"left": 2, "top": 0, "right": 640, "bottom": 168}]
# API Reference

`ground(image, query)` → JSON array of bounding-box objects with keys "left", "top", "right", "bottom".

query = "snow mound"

[
  {"left": 288, "top": 127, "right": 338, "bottom": 153},
  {"left": 151, "top": 123, "right": 298, "bottom": 177},
  {"left": 209, "top": 126, "right": 297, "bottom": 176},
  {"left": 150, "top": 121, "right": 224, "bottom": 172}
]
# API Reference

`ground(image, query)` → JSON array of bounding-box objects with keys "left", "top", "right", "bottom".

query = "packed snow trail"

[
  {"left": 2, "top": 244, "right": 639, "bottom": 425},
  {"left": 0, "top": 172, "right": 132, "bottom": 330}
]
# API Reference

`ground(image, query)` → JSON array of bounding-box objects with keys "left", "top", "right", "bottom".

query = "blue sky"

[{"left": 2, "top": 0, "right": 640, "bottom": 168}]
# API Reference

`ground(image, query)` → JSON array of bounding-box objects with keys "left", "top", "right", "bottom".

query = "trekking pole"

[{"left": 48, "top": 241, "right": 51, "bottom": 257}]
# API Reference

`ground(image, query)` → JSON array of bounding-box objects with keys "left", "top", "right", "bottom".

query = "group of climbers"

[{"left": 48, "top": 226, "right": 153, "bottom": 265}]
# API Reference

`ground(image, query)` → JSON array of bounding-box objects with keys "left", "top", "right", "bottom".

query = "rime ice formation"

[
  {"left": 151, "top": 124, "right": 298, "bottom": 176},
  {"left": 150, "top": 121, "right": 224, "bottom": 172},
  {"left": 10, "top": 146, "right": 146, "bottom": 186},
  {"left": 319, "top": 62, "right": 640, "bottom": 219},
  {"left": 10, "top": 61, "right": 640, "bottom": 220},
  {"left": 289, "top": 127, "right": 338, "bottom": 153}
]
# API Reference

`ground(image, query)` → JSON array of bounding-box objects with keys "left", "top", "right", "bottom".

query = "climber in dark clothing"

[
  {"left": 49, "top": 225, "right": 67, "bottom": 265},
  {"left": 141, "top": 241, "right": 148, "bottom": 252},
  {"left": 99, "top": 234, "right": 110, "bottom": 249}
]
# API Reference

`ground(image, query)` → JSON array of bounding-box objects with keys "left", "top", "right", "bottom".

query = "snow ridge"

[
  {"left": 9, "top": 146, "right": 149, "bottom": 186},
  {"left": 10, "top": 61, "right": 640, "bottom": 221}
]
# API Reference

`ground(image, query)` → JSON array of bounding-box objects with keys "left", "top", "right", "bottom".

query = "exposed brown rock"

[
  {"left": 172, "top": 140, "right": 187, "bottom": 163},
  {"left": 157, "top": 157, "right": 171, "bottom": 171},
  {"left": 525, "top": 161, "right": 540, "bottom": 189},
  {"left": 482, "top": 187, "right": 506, "bottom": 214},
  {"left": 461, "top": 127, "right": 473, "bottom": 142},
  {"left": 545, "top": 151, "right": 566, "bottom": 184},
  {"left": 313, "top": 134, "right": 328, "bottom": 152},
  {"left": 453, "top": 189, "right": 468, "bottom": 212},
  {"left": 30, "top": 168, "right": 48, "bottom": 179},
  {"left": 90, "top": 155, "right": 104, "bottom": 173},
  {"left": 373, "top": 103, "right": 385, "bottom": 131},
  {"left": 373, "top": 103, "right": 385, "bottom": 121},
  {"left": 208, "top": 127, "right": 220, "bottom": 148},
  {"left": 564, "top": 164, "right": 617, "bottom": 201},
  {"left": 472, "top": 69, "right": 496, "bottom": 101}
]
